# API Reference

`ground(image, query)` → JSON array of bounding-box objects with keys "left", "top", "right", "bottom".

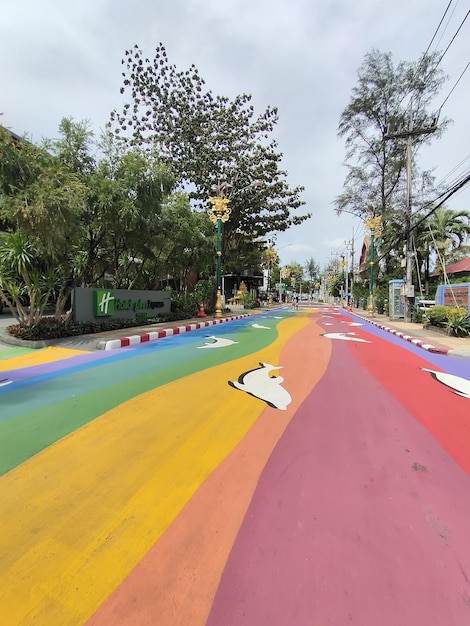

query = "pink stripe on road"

[{"left": 205, "top": 343, "right": 470, "bottom": 626}]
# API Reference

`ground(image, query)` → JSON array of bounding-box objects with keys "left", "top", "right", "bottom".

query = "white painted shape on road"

[
  {"left": 252, "top": 323, "right": 271, "bottom": 330},
  {"left": 229, "top": 362, "right": 291, "bottom": 410},
  {"left": 198, "top": 336, "right": 239, "bottom": 349},
  {"left": 321, "top": 332, "right": 371, "bottom": 343},
  {"left": 421, "top": 368, "right": 470, "bottom": 399}
]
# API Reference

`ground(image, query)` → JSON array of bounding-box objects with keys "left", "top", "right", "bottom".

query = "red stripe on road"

[
  {"left": 348, "top": 333, "right": 470, "bottom": 475},
  {"left": 206, "top": 339, "right": 470, "bottom": 625}
]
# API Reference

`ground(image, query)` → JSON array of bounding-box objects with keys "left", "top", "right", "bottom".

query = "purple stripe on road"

[{"left": 206, "top": 342, "right": 470, "bottom": 626}]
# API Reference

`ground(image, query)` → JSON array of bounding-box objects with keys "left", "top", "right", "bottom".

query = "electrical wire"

[
  {"left": 437, "top": 60, "right": 470, "bottom": 111},
  {"left": 421, "top": 0, "right": 454, "bottom": 62},
  {"left": 433, "top": 0, "right": 459, "bottom": 50},
  {"left": 373, "top": 168, "right": 470, "bottom": 267},
  {"left": 397, "top": 0, "right": 456, "bottom": 108},
  {"left": 433, "top": 10, "right": 469, "bottom": 71}
]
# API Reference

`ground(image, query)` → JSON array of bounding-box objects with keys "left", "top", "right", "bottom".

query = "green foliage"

[
  {"left": 304, "top": 257, "right": 319, "bottom": 278},
  {"left": 242, "top": 291, "right": 254, "bottom": 308},
  {"left": 336, "top": 49, "right": 451, "bottom": 281},
  {"left": 412, "top": 305, "right": 424, "bottom": 323},
  {"left": 7, "top": 313, "right": 184, "bottom": 341},
  {"left": 170, "top": 291, "right": 200, "bottom": 318},
  {"left": 424, "top": 305, "right": 470, "bottom": 335},
  {"left": 336, "top": 49, "right": 449, "bottom": 223},
  {"left": 328, "top": 274, "right": 344, "bottom": 298},
  {"left": 193, "top": 279, "right": 214, "bottom": 310},
  {"left": 374, "top": 285, "right": 388, "bottom": 314},
  {"left": 444, "top": 309, "right": 470, "bottom": 337},
  {"left": 352, "top": 282, "right": 369, "bottom": 306},
  {"left": 110, "top": 43, "right": 311, "bottom": 270},
  {"left": 0, "top": 231, "right": 56, "bottom": 325},
  {"left": 427, "top": 207, "right": 470, "bottom": 275},
  {"left": 425, "top": 305, "right": 449, "bottom": 327},
  {"left": 1, "top": 118, "right": 216, "bottom": 326}
]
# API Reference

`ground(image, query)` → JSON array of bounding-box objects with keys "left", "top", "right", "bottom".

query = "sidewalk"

[{"left": 347, "top": 307, "right": 470, "bottom": 357}]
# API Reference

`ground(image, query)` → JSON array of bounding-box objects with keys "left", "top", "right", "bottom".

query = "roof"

[
  {"left": 0, "top": 126, "right": 22, "bottom": 141},
  {"left": 432, "top": 256, "right": 470, "bottom": 276}
]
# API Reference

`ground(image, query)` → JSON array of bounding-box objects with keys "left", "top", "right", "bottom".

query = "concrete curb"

[
  {"left": 0, "top": 330, "right": 59, "bottom": 349},
  {"left": 363, "top": 318, "right": 449, "bottom": 354},
  {"left": 348, "top": 312, "right": 470, "bottom": 356},
  {"left": 97, "top": 314, "right": 251, "bottom": 350},
  {"left": 345, "top": 310, "right": 458, "bottom": 355}
]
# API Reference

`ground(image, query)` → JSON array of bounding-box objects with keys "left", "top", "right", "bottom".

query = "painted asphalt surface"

[{"left": 1, "top": 307, "right": 470, "bottom": 625}]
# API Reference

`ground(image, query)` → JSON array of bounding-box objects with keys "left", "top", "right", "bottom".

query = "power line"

[
  {"left": 433, "top": 10, "right": 469, "bottom": 71},
  {"left": 422, "top": 0, "right": 454, "bottom": 59},
  {"left": 399, "top": 1, "right": 457, "bottom": 108},
  {"left": 433, "top": 0, "right": 459, "bottom": 50},
  {"left": 374, "top": 168, "right": 470, "bottom": 268},
  {"left": 437, "top": 60, "right": 470, "bottom": 111}
]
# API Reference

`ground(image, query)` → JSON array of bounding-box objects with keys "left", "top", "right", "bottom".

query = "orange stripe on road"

[{"left": 86, "top": 314, "right": 331, "bottom": 626}]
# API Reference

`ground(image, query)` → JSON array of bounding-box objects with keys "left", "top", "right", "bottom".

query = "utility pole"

[
  {"left": 345, "top": 235, "right": 354, "bottom": 305},
  {"left": 384, "top": 112, "right": 438, "bottom": 322}
]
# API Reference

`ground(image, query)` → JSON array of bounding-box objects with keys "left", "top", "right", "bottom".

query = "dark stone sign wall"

[{"left": 73, "top": 288, "right": 171, "bottom": 323}]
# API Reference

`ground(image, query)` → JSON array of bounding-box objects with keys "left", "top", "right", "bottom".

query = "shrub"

[
  {"left": 7, "top": 312, "right": 186, "bottom": 341},
  {"left": 170, "top": 292, "right": 200, "bottom": 318},
  {"left": 425, "top": 305, "right": 449, "bottom": 327},
  {"left": 242, "top": 292, "right": 254, "bottom": 308},
  {"left": 412, "top": 305, "right": 424, "bottom": 323},
  {"left": 374, "top": 286, "right": 388, "bottom": 315},
  {"left": 445, "top": 309, "right": 470, "bottom": 337},
  {"left": 193, "top": 280, "right": 214, "bottom": 314},
  {"left": 424, "top": 305, "right": 470, "bottom": 336}
]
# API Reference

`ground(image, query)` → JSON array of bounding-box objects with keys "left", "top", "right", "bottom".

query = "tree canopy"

[
  {"left": 109, "top": 43, "right": 310, "bottom": 271},
  {"left": 0, "top": 119, "right": 217, "bottom": 324},
  {"left": 336, "top": 49, "right": 449, "bottom": 224}
]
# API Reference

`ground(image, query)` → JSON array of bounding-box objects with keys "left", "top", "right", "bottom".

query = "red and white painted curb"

[
  {"left": 99, "top": 314, "right": 251, "bottom": 350},
  {"left": 362, "top": 318, "right": 449, "bottom": 355}
]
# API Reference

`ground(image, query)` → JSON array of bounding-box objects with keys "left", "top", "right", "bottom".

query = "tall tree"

[
  {"left": 336, "top": 49, "right": 449, "bottom": 258},
  {"left": 50, "top": 121, "right": 176, "bottom": 296},
  {"left": 110, "top": 44, "right": 310, "bottom": 267},
  {"left": 304, "top": 257, "right": 320, "bottom": 284}
]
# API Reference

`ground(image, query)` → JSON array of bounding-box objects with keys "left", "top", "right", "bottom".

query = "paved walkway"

[{"left": 349, "top": 307, "right": 470, "bottom": 357}]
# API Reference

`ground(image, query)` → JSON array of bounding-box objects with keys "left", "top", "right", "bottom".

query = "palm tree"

[
  {"left": 426, "top": 207, "right": 470, "bottom": 279},
  {"left": 304, "top": 257, "right": 320, "bottom": 289}
]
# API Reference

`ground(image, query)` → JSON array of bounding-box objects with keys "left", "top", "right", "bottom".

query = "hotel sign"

[{"left": 73, "top": 288, "right": 171, "bottom": 323}]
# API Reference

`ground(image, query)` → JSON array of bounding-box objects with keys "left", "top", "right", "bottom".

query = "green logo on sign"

[{"left": 95, "top": 290, "right": 115, "bottom": 316}]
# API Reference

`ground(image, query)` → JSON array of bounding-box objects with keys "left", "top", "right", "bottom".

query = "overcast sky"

[{"left": 1, "top": 0, "right": 469, "bottom": 269}]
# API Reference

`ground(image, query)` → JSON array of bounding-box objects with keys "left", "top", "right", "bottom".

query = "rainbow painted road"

[{"left": 1, "top": 307, "right": 470, "bottom": 626}]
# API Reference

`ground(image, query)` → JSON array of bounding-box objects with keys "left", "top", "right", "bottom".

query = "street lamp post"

[
  {"left": 207, "top": 180, "right": 264, "bottom": 318},
  {"left": 208, "top": 195, "right": 231, "bottom": 318},
  {"left": 276, "top": 244, "right": 293, "bottom": 303},
  {"left": 364, "top": 215, "right": 382, "bottom": 317}
]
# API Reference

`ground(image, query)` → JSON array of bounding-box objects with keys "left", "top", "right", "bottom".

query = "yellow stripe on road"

[
  {"left": 0, "top": 316, "right": 308, "bottom": 625},
  {"left": 0, "top": 346, "right": 88, "bottom": 372}
]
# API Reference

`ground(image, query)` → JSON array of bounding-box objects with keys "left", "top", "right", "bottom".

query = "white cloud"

[{"left": 1, "top": 0, "right": 469, "bottom": 268}]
